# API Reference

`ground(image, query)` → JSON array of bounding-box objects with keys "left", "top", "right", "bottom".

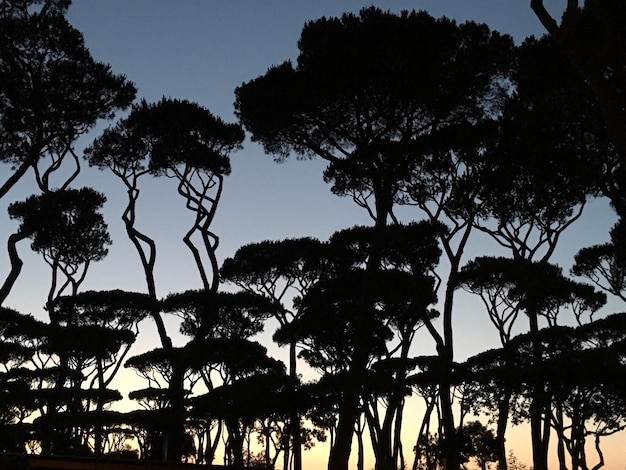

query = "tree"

[
  {"left": 460, "top": 258, "right": 606, "bottom": 469},
  {"left": 124, "top": 290, "right": 277, "bottom": 464},
  {"left": 48, "top": 290, "right": 152, "bottom": 454},
  {"left": 573, "top": 219, "right": 626, "bottom": 303},
  {"left": 220, "top": 236, "right": 327, "bottom": 470},
  {"left": 85, "top": 98, "right": 243, "bottom": 346},
  {"left": 120, "top": 98, "right": 244, "bottom": 294},
  {"left": 0, "top": 0, "right": 135, "bottom": 198},
  {"left": 330, "top": 223, "right": 441, "bottom": 470},
  {"left": 1, "top": 188, "right": 111, "bottom": 307},
  {"left": 192, "top": 367, "right": 294, "bottom": 468},
  {"left": 461, "top": 315, "right": 626, "bottom": 470},
  {"left": 457, "top": 258, "right": 607, "bottom": 470},
  {"left": 0, "top": 306, "right": 48, "bottom": 453},
  {"left": 274, "top": 224, "right": 440, "bottom": 470},
  {"left": 455, "top": 421, "right": 498, "bottom": 470},
  {"left": 451, "top": 36, "right": 613, "bottom": 469},
  {"left": 86, "top": 98, "right": 242, "bottom": 461},
  {"left": 466, "top": 36, "right": 611, "bottom": 263},
  {"left": 530, "top": 1, "right": 626, "bottom": 215},
  {"left": 236, "top": 8, "right": 514, "bottom": 469}
]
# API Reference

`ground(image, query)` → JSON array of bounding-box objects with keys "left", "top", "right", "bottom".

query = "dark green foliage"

[
  {"left": 49, "top": 290, "right": 153, "bottom": 327},
  {"left": 237, "top": 8, "right": 513, "bottom": 161},
  {"left": 274, "top": 224, "right": 440, "bottom": 372},
  {"left": 573, "top": 220, "right": 626, "bottom": 301},
  {"left": 472, "top": 37, "right": 610, "bottom": 220},
  {"left": 126, "top": 338, "right": 283, "bottom": 382},
  {"left": 221, "top": 237, "right": 328, "bottom": 299},
  {"left": 457, "top": 257, "right": 606, "bottom": 323},
  {"left": 531, "top": 1, "right": 626, "bottom": 203},
  {"left": 128, "top": 99, "right": 240, "bottom": 174},
  {"left": 192, "top": 371, "right": 296, "bottom": 421},
  {"left": 236, "top": 7, "right": 514, "bottom": 227},
  {"left": 43, "top": 324, "right": 133, "bottom": 360},
  {"left": 0, "top": 0, "right": 135, "bottom": 195},
  {"left": 86, "top": 98, "right": 242, "bottom": 176},
  {"left": 8, "top": 188, "right": 111, "bottom": 266},
  {"left": 457, "top": 421, "right": 499, "bottom": 470},
  {"left": 160, "top": 290, "right": 277, "bottom": 338},
  {"left": 326, "top": 221, "right": 442, "bottom": 274},
  {"left": 459, "top": 313, "right": 626, "bottom": 424}
]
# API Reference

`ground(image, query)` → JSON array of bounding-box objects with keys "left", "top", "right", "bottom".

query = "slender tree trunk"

[
  {"left": 290, "top": 340, "right": 302, "bottom": 470},
  {"left": 529, "top": 310, "right": 549, "bottom": 470},
  {"left": 367, "top": 393, "right": 402, "bottom": 470},
  {"left": 553, "top": 402, "right": 568, "bottom": 470},
  {"left": 205, "top": 420, "right": 222, "bottom": 465},
  {"left": 411, "top": 389, "right": 437, "bottom": 470},
  {"left": 493, "top": 385, "right": 513, "bottom": 470},
  {"left": 439, "top": 270, "right": 461, "bottom": 470},
  {"left": 227, "top": 421, "right": 245, "bottom": 468},
  {"left": 393, "top": 397, "right": 406, "bottom": 470},
  {"left": 94, "top": 358, "right": 106, "bottom": 455},
  {"left": 436, "top": 223, "right": 472, "bottom": 470},
  {"left": 165, "top": 361, "right": 187, "bottom": 462},
  {"left": 328, "top": 389, "right": 360, "bottom": 470},
  {"left": 0, "top": 231, "right": 28, "bottom": 305},
  {"left": 356, "top": 416, "right": 365, "bottom": 470}
]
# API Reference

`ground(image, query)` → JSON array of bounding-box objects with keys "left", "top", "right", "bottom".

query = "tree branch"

[{"left": 530, "top": 0, "right": 561, "bottom": 36}]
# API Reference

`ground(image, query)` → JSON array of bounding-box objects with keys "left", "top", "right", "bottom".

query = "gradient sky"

[{"left": 1, "top": 1, "right": 623, "bottom": 467}]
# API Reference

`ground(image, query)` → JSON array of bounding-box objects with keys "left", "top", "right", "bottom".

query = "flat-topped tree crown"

[
  {"left": 124, "top": 98, "right": 241, "bottom": 175},
  {"left": 8, "top": 188, "right": 110, "bottom": 267},
  {"left": 235, "top": 7, "right": 514, "bottom": 226}
]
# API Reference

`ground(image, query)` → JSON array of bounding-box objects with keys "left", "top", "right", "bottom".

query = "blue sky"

[{"left": 1, "top": 1, "right": 623, "bottom": 466}]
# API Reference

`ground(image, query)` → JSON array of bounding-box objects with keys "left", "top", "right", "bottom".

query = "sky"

[{"left": 1, "top": 0, "right": 623, "bottom": 468}]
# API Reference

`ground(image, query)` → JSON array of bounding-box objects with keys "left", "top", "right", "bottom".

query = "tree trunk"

[
  {"left": 356, "top": 417, "right": 365, "bottom": 470},
  {"left": 328, "top": 391, "right": 360, "bottom": 470},
  {"left": 290, "top": 340, "right": 302, "bottom": 470},
  {"left": 166, "top": 361, "right": 187, "bottom": 462},
  {"left": 0, "top": 231, "right": 28, "bottom": 305},
  {"left": 529, "top": 311, "right": 549, "bottom": 470},
  {"left": 495, "top": 388, "right": 511, "bottom": 470}
]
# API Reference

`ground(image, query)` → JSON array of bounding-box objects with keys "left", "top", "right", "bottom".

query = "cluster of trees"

[{"left": 1, "top": 1, "right": 625, "bottom": 470}]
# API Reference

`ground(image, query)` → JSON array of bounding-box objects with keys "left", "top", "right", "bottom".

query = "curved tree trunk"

[{"left": 0, "top": 231, "right": 29, "bottom": 305}]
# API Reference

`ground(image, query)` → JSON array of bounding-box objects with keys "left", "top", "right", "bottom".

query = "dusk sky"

[{"left": 0, "top": 1, "right": 623, "bottom": 467}]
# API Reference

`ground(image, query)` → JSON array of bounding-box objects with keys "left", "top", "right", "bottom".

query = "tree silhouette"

[
  {"left": 221, "top": 236, "right": 327, "bottom": 470},
  {"left": 1, "top": 188, "right": 111, "bottom": 307},
  {"left": 236, "top": 9, "right": 514, "bottom": 469},
  {"left": 530, "top": 1, "right": 626, "bottom": 213},
  {"left": 124, "top": 290, "right": 278, "bottom": 463},
  {"left": 457, "top": 258, "right": 606, "bottom": 470},
  {"left": 462, "top": 315, "right": 626, "bottom": 470},
  {"left": 274, "top": 224, "right": 440, "bottom": 470},
  {"left": 48, "top": 290, "right": 152, "bottom": 454},
  {"left": 0, "top": 306, "right": 47, "bottom": 453},
  {"left": 86, "top": 98, "right": 242, "bottom": 348},
  {"left": 0, "top": 0, "right": 135, "bottom": 198},
  {"left": 465, "top": 36, "right": 610, "bottom": 264},
  {"left": 120, "top": 98, "right": 244, "bottom": 294},
  {"left": 450, "top": 36, "right": 613, "bottom": 467},
  {"left": 573, "top": 219, "right": 626, "bottom": 304},
  {"left": 86, "top": 98, "right": 242, "bottom": 461}
]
